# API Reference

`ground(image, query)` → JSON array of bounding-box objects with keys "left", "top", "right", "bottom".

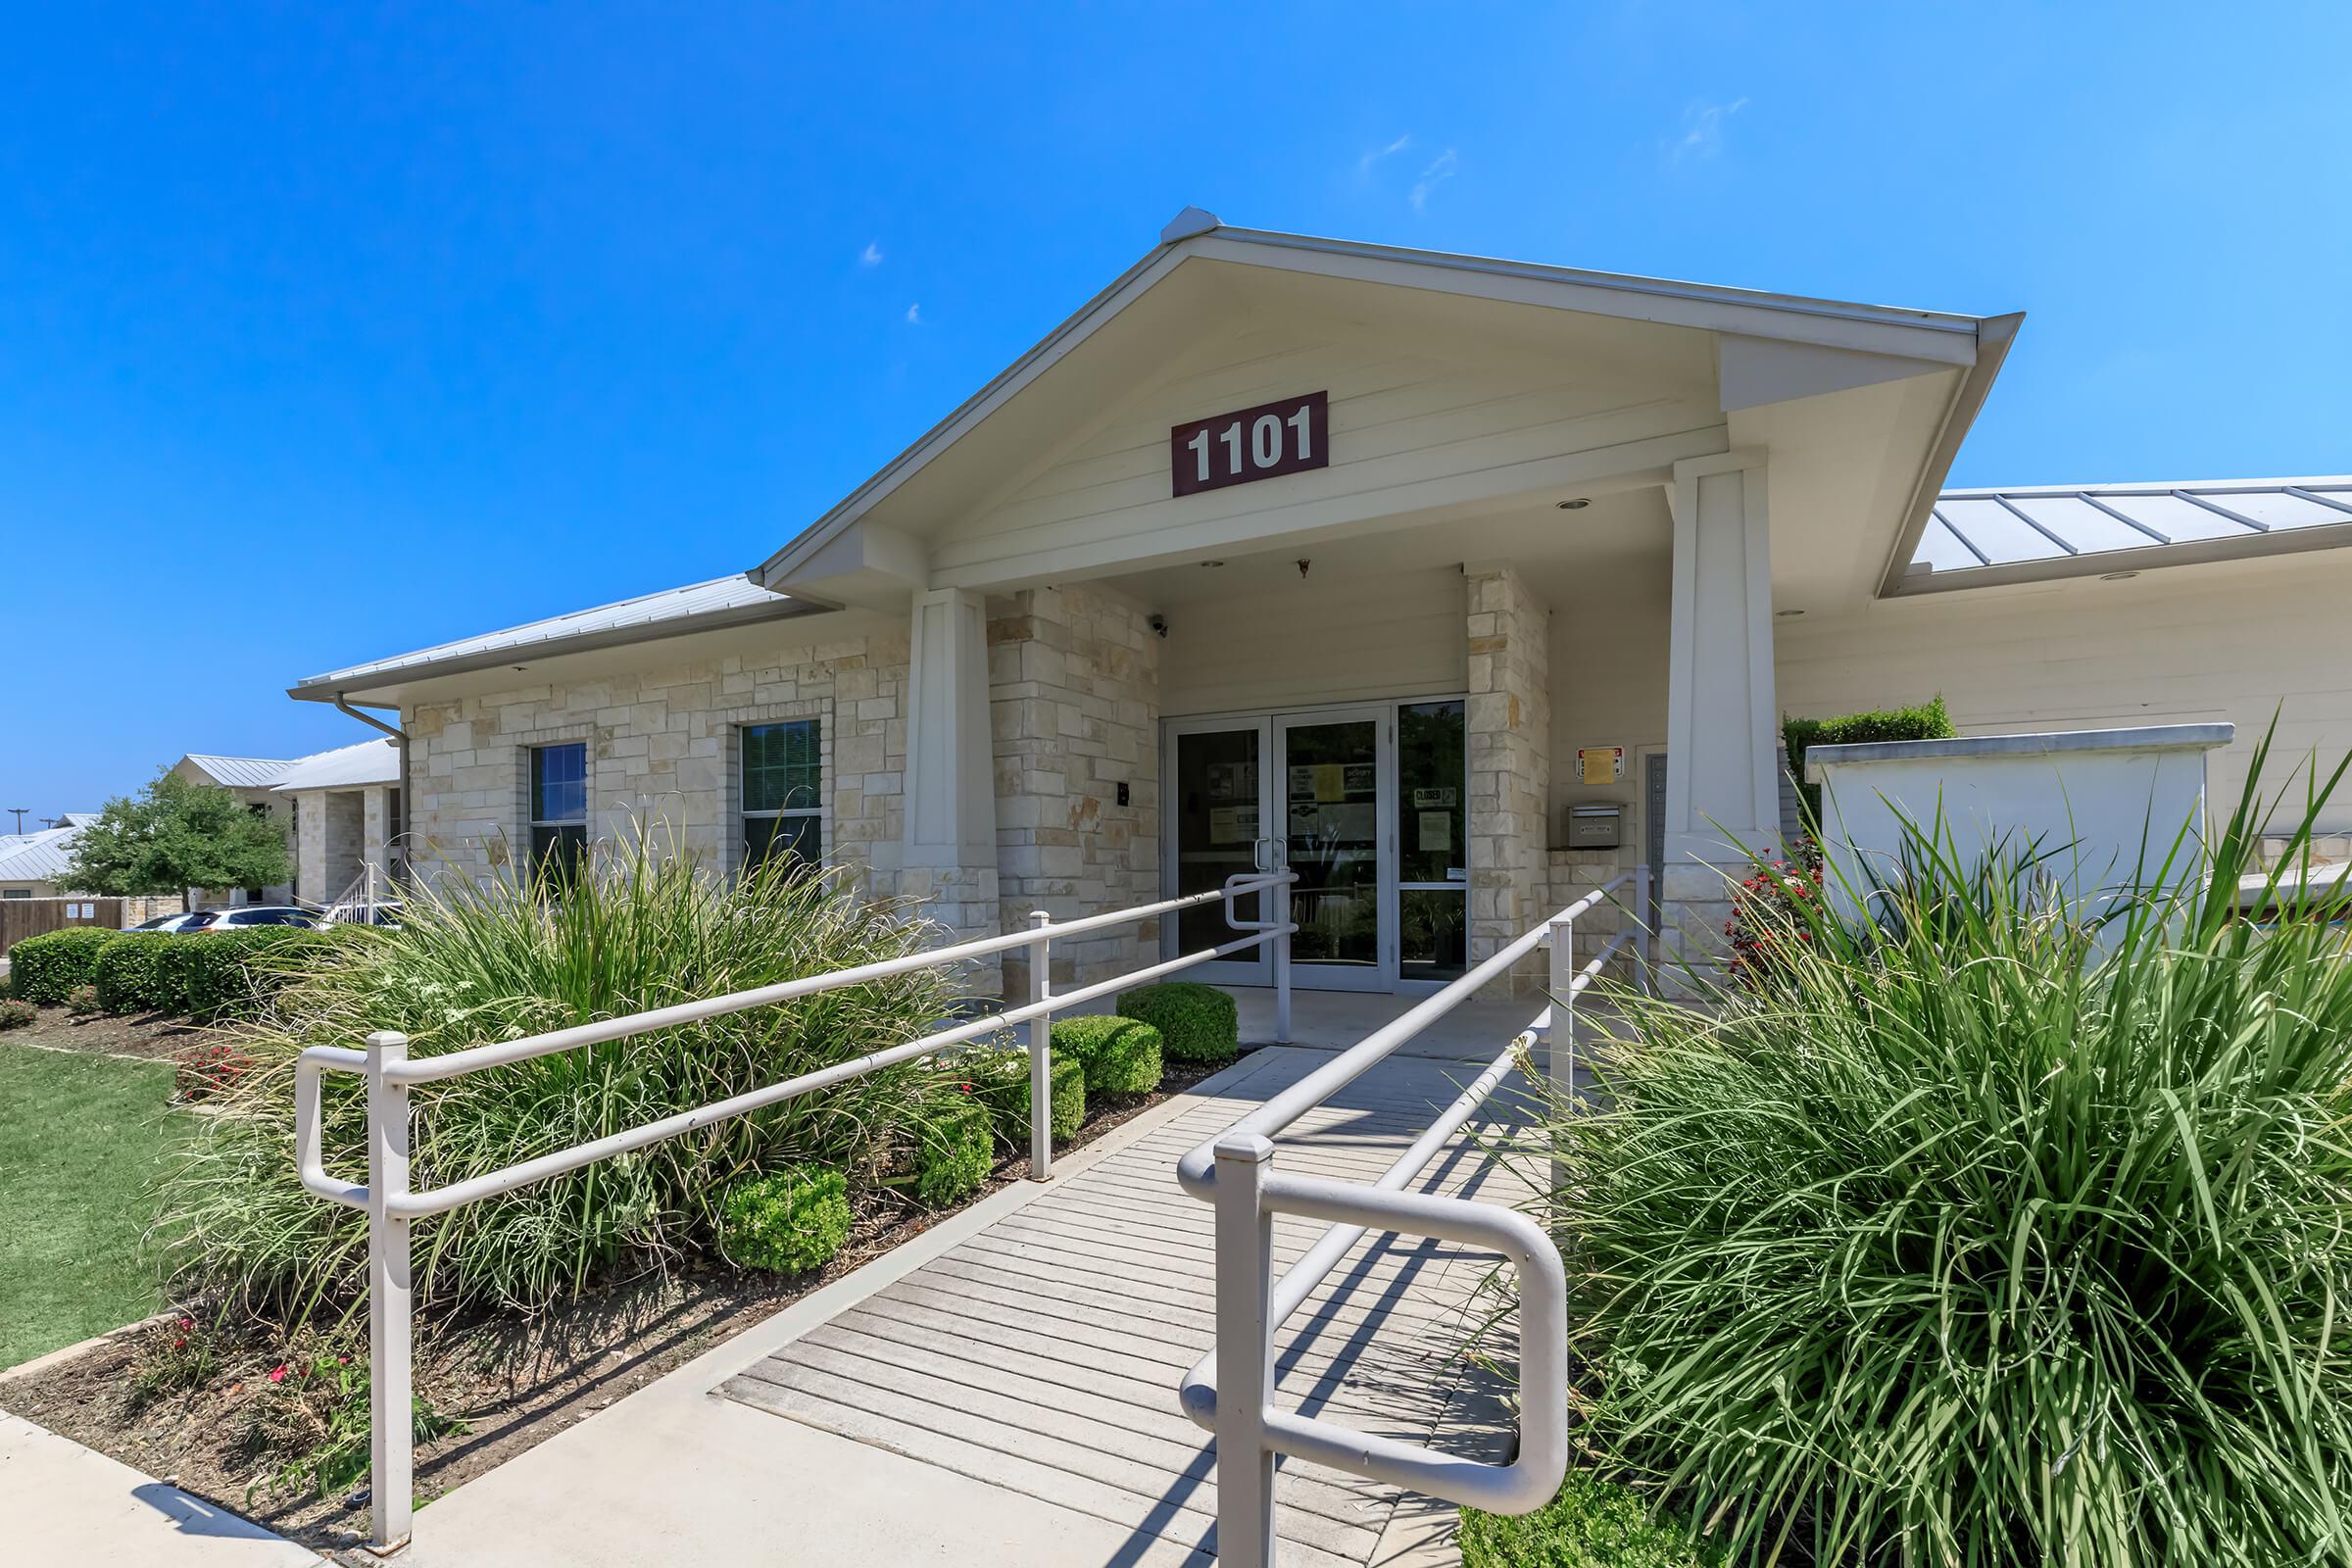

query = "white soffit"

[{"left": 1906, "top": 478, "right": 2352, "bottom": 589}]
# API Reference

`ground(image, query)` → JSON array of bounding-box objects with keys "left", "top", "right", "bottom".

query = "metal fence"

[
  {"left": 297, "top": 869, "right": 1297, "bottom": 1554},
  {"left": 1175, "top": 867, "right": 1652, "bottom": 1566}
]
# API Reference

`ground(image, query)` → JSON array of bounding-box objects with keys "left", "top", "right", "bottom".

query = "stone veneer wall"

[
  {"left": 404, "top": 633, "right": 911, "bottom": 901},
  {"left": 989, "top": 584, "right": 1161, "bottom": 997},
  {"left": 1465, "top": 564, "right": 1552, "bottom": 992}
]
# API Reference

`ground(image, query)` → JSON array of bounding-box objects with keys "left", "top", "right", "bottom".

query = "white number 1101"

[{"left": 1187, "top": 402, "right": 1314, "bottom": 484}]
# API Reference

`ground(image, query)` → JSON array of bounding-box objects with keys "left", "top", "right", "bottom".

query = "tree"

[{"left": 64, "top": 769, "right": 292, "bottom": 897}]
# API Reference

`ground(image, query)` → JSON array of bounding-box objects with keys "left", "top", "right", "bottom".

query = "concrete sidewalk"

[{"left": 0, "top": 1411, "right": 329, "bottom": 1568}]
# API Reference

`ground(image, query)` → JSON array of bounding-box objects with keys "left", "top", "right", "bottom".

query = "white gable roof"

[{"left": 179, "top": 755, "right": 296, "bottom": 789}]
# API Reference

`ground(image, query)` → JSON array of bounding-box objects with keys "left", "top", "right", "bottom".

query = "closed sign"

[{"left": 1170, "top": 391, "right": 1328, "bottom": 497}]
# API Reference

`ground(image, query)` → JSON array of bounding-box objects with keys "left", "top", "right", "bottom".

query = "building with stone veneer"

[{"left": 286, "top": 213, "right": 2352, "bottom": 999}]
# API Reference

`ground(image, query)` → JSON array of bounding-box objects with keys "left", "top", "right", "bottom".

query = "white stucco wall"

[
  {"left": 1811, "top": 726, "right": 2228, "bottom": 923},
  {"left": 1156, "top": 564, "right": 1465, "bottom": 717}
]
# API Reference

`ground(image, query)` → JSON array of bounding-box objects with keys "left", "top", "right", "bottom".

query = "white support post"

[
  {"left": 365, "top": 1029, "right": 414, "bottom": 1556},
  {"left": 1027, "top": 911, "right": 1054, "bottom": 1182},
  {"left": 1213, "top": 1134, "right": 1278, "bottom": 1568},
  {"left": 1545, "top": 912, "right": 1576, "bottom": 1107},
  {"left": 1272, "top": 870, "right": 1293, "bottom": 1046},
  {"left": 1634, "top": 863, "right": 1656, "bottom": 993}
]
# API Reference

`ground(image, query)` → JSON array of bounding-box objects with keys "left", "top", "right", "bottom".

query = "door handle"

[{"left": 1252, "top": 836, "right": 1272, "bottom": 873}]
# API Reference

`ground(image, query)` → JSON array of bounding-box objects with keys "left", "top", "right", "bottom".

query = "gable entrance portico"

[{"left": 297, "top": 214, "right": 2016, "bottom": 999}]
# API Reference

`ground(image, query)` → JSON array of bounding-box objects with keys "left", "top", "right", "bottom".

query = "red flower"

[{"left": 269, "top": 1363, "right": 290, "bottom": 1383}]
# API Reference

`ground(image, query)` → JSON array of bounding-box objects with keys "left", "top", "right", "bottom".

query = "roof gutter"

[{"left": 333, "top": 695, "right": 411, "bottom": 886}]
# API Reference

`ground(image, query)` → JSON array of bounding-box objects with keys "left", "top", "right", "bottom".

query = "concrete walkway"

[
  {"left": 0, "top": 1412, "right": 329, "bottom": 1568},
  {"left": 402, "top": 1040, "right": 1539, "bottom": 1568}
]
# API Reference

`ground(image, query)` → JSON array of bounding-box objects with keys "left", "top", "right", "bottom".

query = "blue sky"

[{"left": 3, "top": 1, "right": 2346, "bottom": 817}]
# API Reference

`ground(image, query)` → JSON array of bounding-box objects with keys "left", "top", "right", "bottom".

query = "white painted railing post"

[
  {"left": 1027, "top": 911, "right": 1054, "bottom": 1182},
  {"left": 1634, "top": 862, "right": 1656, "bottom": 993},
  {"left": 365, "top": 1029, "right": 415, "bottom": 1555},
  {"left": 1272, "top": 868, "right": 1293, "bottom": 1045},
  {"left": 1545, "top": 911, "right": 1576, "bottom": 1106},
  {"left": 1213, "top": 1133, "right": 1278, "bottom": 1568}
]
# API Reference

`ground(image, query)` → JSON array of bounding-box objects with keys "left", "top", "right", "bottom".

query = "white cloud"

[
  {"left": 1669, "top": 98, "right": 1749, "bottom": 164},
  {"left": 859, "top": 241, "right": 883, "bottom": 268},
  {"left": 1356, "top": 133, "right": 1411, "bottom": 179},
  {"left": 1409, "top": 149, "right": 1457, "bottom": 212},
  {"left": 904, "top": 303, "right": 921, "bottom": 325}
]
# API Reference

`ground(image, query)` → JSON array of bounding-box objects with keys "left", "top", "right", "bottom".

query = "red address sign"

[{"left": 1169, "top": 391, "right": 1329, "bottom": 497}]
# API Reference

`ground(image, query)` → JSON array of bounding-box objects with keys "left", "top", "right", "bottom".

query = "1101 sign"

[{"left": 1169, "top": 390, "right": 1328, "bottom": 497}]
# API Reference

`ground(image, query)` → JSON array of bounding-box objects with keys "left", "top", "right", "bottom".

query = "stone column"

[
  {"left": 1661, "top": 451, "right": 1781, "bottom": 982},
  {"left": 1464, "top": 563, "right": 1551, "bottom": 993},
  {"left": 903, "top": 587, "right": 1003, "bottom": 993},
  {"left": 989, "top": 583, "right": 1161, "bottom": 999}
]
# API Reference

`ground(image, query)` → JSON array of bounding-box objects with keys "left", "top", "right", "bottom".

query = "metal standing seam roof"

[
  {"left": 289, "top": 574, "right": 804, "bottom": 697},
  {"left": 0, "top": 824, "right": 85, "bottom": 883},
  {"left": 1912, "top": 478, "right": 2352, "bottom": 579},
  {"left": 178, "top": 755, "right": 297, "bottom": 789},
  {"left": 270, "top": 739, "right": 401, "bottom": 792}
]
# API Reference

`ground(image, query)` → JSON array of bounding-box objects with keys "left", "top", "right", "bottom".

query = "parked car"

[
  {"left": 179, "top": 906, "right": 322, "bottom": 932},
  {"left": 125, "top": 911, "right": 215, "bottom": 933}
]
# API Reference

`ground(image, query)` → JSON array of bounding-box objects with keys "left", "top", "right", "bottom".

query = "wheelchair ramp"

[{"left": 716, "top": 1047, "right": 1532, "bottom": 1567}]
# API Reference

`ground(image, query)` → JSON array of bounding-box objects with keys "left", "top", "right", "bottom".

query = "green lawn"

[{"left": 0, "top": 1042, "right": 191, "bottom": 1368}]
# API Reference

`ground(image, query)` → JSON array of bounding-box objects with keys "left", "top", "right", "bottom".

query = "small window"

[
  {"left": 741, "top": 720, "right": 821, "bottom": 874},
  {"left": 1, "top": 888, "right": 29, "bottom": 900},
  {"left": 530, "top": 743, "right": 589, "bottom": 886}
]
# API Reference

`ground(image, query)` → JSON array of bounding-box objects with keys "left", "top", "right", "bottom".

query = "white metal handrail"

[
  {"left": 1177, "top": 867, "right": 1652, "bottom": 1566},
  {"left": 296, "top": 868, "right": 1296, "bottom": 1555}
]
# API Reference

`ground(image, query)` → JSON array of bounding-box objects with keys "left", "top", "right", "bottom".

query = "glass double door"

[{"left": 1165, "top": 700, "right": 1469, "bottom": 993}]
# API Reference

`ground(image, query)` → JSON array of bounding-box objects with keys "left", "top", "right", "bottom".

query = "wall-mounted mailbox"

[{"left": 1567, "top": 804, "right": 1621, "bottom": 849}]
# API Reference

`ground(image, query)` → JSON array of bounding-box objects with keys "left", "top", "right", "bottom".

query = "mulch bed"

[
  {"left": 3, "top": 1004, "right": 209, "bottom": 1063},
  {"left": 0, "top": 1053, "right": 1237, "bottom": 1562}
]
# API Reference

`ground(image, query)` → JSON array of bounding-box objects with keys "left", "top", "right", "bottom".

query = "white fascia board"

[
  {"left": 756, "top": 223, "right": 1999, "bottom": 597},
  {"left": 1875, "top": 311, "right": 2026, "bottom": 600}
]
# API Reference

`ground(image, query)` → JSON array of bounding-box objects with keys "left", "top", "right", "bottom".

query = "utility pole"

[{"left": 6, "top": 808, "right": 25, "bottom": 836}]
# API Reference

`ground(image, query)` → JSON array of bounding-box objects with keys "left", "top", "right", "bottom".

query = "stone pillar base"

[{"left": 900, "top": 862, "right": 1003, "bottom": 997}]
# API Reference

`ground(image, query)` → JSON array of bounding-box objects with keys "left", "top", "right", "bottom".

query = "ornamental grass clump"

[
  {"left": 157, "top": 834, "right": 953, "bottom": 1313},
  {"left": 1539, "top": 740, "right": 2352, "bottom": 1566}
]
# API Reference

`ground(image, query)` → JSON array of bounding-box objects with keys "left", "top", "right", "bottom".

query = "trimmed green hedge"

[
  {"left": 1051, "top": 1014, "right": 1163, "bottom": 1095},
  {"left": 912, "top": 1100, "right": 996, "bottom": 1208},
  {"left": 971, "top": 1047, "right": 1086, "bottom": 1147},
  {"left": 167, "top": 927, "right": 344, "bottom": 1022},
  {"left": 1460, "top": 1472, "right": 1724, "bottom": 1568},
  {"left": 717, "top": 1164, "right": 853, "bottom": 1275},
  {"left": 1782, "top": 695, "right": 1955, "bottom": 825},
  {"left": 1114, "top": 981, "right": 1238, "bottom": 1063},
  {"left": 8, "top": 928, "right": 121, "bottom": 1004},
  {"left": 94, "top": 936, "right": 177, "bottom": 1013}
]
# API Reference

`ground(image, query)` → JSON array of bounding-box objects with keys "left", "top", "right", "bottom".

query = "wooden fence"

[{"left": 0, "top": 897, "right": 126, "bottom": 956}]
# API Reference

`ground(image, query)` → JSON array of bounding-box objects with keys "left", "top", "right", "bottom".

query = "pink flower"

[{"left": 269, "top": 1364, "right": 290, "bottom": 1383}]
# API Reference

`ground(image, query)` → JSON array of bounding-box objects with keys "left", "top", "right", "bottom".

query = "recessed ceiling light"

[
  {"left": 1199, "top": 560, "right": 1225, "bottom": 568},
  {"left": 1555, "top": 498, "right": 1590, "bottom": 511},
  {"left": 2100, "top": 570, "right": 2138, "bottom": 581}
]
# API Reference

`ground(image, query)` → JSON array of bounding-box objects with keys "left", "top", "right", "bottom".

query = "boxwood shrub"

[
  {"left": 717, "top": 1164, "right": 853, "bottom": 1275},
  {"left": 970, "top": 1046, "right": 1085, "bottom": 1147},
  {"left": 167, "top": 927, "right": 344, "bottom": 1022},
  {"left": 911, "top": 1099, "right": 996, "bottom": 1208},
  {"left": 1113, "top": 981, "right": 1238, "bottom": 1063},
  {"left": 1050, "top": 1013, "right": 1163, "bottom": 1095},
  {"left": 8, "top": 927, "right": 121, "bottom": 1004},
  {"left": 1460, "top": 1471, "right": 1723, "bottom": 1568},
  {"left": 94, "top": 934, "right": 179, "bottom": 1013},
  {"left": 1782, "top": 694, "right": 1955, "bottom": 824}
]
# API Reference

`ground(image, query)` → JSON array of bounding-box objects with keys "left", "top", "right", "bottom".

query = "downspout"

[{"left": 334, "top": 694, "right": 411, "bottom": 889}]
